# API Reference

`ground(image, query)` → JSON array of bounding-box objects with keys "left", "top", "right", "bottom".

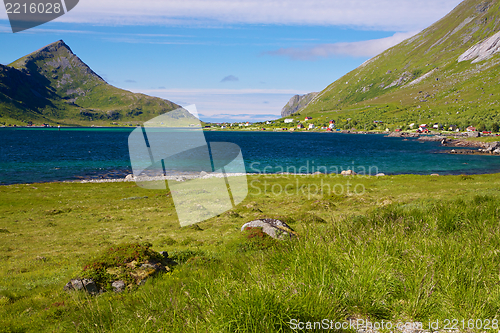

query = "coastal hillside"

[
  {"left": 281, "top": 92, "right": 318, "bottom": 117},
  {"left": 0, "top": 40, "right": 197, "bottom": 126},
  {"left": 295, "top": 0, "right": 500, "bottom": 130}
]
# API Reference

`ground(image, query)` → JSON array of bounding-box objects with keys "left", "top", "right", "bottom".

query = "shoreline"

[{"left": 5, "top": 170, "right": 500, "bottom": 187}]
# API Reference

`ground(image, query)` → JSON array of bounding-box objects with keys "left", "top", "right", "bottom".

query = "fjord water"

[{"left": 1, "top": 127, "right": 500, "bottom": 185}]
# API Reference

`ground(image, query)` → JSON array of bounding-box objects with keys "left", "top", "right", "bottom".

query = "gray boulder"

[
  {"left": 64, "top": 279, "right": 84, "bottom": 291},
  {"left": 64, "top": 278, "right": 99, "bottom": 294},
  {"left": 82, "top": 279, "right": 99, "bottom": 294},
  {"left": 486, "top": 142, "right": 500, "bottom": 151},
  {"left": 387, "top": 132, "right": 402, "bottom": 137},
  {"left": 112, "top": 280, "right": 126, "bottom": 293},
  {"left": 241, "top": 218, "right": 297, "bottom": 240}
]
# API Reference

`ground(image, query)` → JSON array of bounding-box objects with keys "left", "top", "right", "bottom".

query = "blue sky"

[{"left": 0, "top": 0, "right": 462, "bottom": 122}]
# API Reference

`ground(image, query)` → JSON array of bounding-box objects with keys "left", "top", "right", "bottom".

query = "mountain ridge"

[
  {"left": 289, "top": 0, "right": 500, "bottom": 130},
  {"left": 0, "top": 40, "right": 195, "bottom": 126}
]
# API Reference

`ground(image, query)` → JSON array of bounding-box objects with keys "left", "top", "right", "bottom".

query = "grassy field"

[{"left": 2, "top": 173, "right": 500, "bottom": 332}]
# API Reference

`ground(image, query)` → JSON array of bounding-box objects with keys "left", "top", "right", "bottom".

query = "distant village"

[{"left": 203, "top": 116, "right": 498, "bottom": 137}]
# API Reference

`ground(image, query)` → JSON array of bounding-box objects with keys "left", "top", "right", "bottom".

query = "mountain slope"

[
  {"left": 298, "top": 0, "right": 500, "bottom": 130},
  {"left": 281, "top": 92, "right": 318, "bottom": 117},
  {"left": 0, "top": 40, "right": 194, "bottom": 126}
]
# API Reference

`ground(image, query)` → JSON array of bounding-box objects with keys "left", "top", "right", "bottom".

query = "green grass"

[
  {"left": 2, "top": 174, "right": 500, "bottom": 331},
  {"left": 466, "top": 136, "right": 500, "bottom": 143},
  {"left": 292, "top": 0, "right": 500, "bottom": 130}
]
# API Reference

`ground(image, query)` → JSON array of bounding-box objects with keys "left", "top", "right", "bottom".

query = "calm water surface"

[{"left": 1, "top": 128, "right": 500, "bottom": 185}]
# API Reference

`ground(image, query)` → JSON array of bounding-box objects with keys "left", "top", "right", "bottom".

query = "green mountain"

[
  {"left": 0, "top": 40, "right": 196, "bottom": 126},
  {"left": 294, "top": 0, "right": 500, "bottom": 131}
]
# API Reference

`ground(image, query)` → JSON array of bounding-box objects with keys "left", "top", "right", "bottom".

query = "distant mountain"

[
  {"left": 295, "top": 0, "right": 500, "bottom": 129},
  {"left": 281, "top": 92, "right": 318, "bottom": 117},
  {"left": 0, "top": 40, "right": 196, "bottom": 126}
]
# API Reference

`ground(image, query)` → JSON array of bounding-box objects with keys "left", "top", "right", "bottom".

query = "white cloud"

[
  {"left": 267, "top": 31, "right": 419, "bottom": 60},
  {"left": 136, "top": 88, "right": 310, "bottom": 95},
  {"left": 199, "top": 113, "right": 280, "bottom": 122},
  {"left": 129, "top": 88, "right": 309, "bottom": 119},
  {"left": 0, "top": 0, "right": 462, "bottom": 31}
]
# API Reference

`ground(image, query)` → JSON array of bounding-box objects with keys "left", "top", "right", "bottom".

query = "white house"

[
  {"left": 308, "top": 124, "right": 315, "bottom": 129},
  {"left": 328, "top": 123, "right": 335, "bottom": 129},
  {"left": 284, "top": 119, "right": 294, "bottom": 124},
  {"left": 266, "top": 121, "right": 272, "bottom": 124}
]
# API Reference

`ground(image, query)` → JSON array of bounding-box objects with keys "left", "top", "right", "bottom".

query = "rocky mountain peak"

[
  {"left": 9, "top": 40, "right": 105, "bottom": 84},
  {"left": 281, "top": 92, "right": 318, "bottom": 117}
]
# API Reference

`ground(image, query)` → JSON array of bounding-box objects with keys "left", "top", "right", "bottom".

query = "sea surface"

[{"left": 1, "top": 127, "right": 500, "bottom": 185}]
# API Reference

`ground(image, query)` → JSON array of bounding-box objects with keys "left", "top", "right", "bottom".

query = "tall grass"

[{"left": 43, "top": 194, "right": 500, "bottom": 332}]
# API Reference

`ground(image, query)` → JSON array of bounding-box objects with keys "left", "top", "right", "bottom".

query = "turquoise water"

[{"left": 1, "top": 127, "right": 500, "bottom": 185}]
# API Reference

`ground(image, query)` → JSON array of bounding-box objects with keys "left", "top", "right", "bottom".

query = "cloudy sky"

[{"left": 0, "top": 0, "right": 462, "bottom": 122}]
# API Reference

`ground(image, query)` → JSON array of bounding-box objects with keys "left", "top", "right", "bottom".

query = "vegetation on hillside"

[
  {"left": 2, "top": 174, "right": 500, "bottom": 331},
  {"left": 293, "top": 0, "right": 500, "bottom": 129},
  {"left": 0, "top": 40, "right": 194, "bottom": 127}
]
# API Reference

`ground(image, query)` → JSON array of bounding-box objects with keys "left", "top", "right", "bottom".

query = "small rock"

[
  {"left": 241, "top": 218, "right": 297, "bottom": 240},
  {"left": 494, "top": 149, "right": 500, "bottom": 154},
  {"left": 125, "top": 174, "right": 135, "bottom": 181},
  {"left": 341, "top": 170, "right": 356, "bottom": 176},
  {"left": 199, "top": 171, "right": 208, "bottom": 177},
  {"left": 82, "top": 279, "right": 99, "bottom": 294},
  {"left": 375, "top": 173, "right": 386, "bottom": 177},
  {"left": 112, "top": 280, "right": 126, "bottom": 293},
  {"left": 312, "top": 171, "right": 323, "bottom": 175},
  {"left": 140, "top": 263, "right": 157, "bottom": 270},
  {"left": 487, "top": 142, "right": 500, "bottom": 149},
  {"left": 68, "top": 279, "right": 84, "bottom": 291},
  {"left": 430, "top": 173, "right": 440, "bottom": 176},
  {"left": 64, "top": 278, "right": 98, "bottom": 294}
]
